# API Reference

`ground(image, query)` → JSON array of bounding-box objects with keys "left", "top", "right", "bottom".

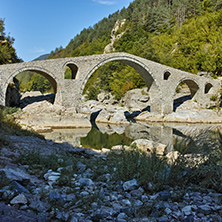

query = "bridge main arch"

[
  {"left": 79, "top": 55, "right": 163, "bottom": 113},
  {"left": 3, "top": 66, "right": 58, "bottom": 106}
]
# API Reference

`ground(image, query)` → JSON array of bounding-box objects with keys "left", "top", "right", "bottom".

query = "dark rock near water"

[{"left": 11, "top": 181, "right": 29, "bottom": 194}]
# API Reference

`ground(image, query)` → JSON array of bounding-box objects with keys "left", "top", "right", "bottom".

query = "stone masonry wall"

[{"left": 0, "top": 53, "right": 220, "bottom": 114}]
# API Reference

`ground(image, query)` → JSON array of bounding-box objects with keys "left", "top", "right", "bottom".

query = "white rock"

[
  {"left": 123, "top": 179, "right": 138, "bottom": 191},
  {"left": 182, "top": 206, "right": 192, "bottom": 216},
  {"left": 79, "top": 178, "right": 94, "bottom": 187},
  {"left": 166, "top": 151, "right": 180, "bottom": 164},
  {"left": 131, "top": 139, "right": 166, "bottom": 156},
  {"left": 44, "top": 170, "right": 61, "bottom": 186},
  {"left": 117, "top": 212, "right": 127, "bottom": 222},
  {"left": 10, "top": 194, "right": 27, "bottom": 205}
]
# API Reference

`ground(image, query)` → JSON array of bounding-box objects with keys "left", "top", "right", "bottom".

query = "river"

[{"left": 40, "top": 122, "right": 222, "bottom": 156}]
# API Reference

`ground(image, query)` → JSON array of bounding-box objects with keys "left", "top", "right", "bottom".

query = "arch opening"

[
  {"left": 64, "top": 63, "right": 78, "bottom": 79},
  {"left": 164, "top": 71, "right": 171, "bottom": 80},
  {"left": 205, "top": 83, "right": 213, "bottom": 94},
  {"left": 81, "top": 57, "right": 162, "bottom": 115},
  {"left": 5, "top": 69, "right": 57, "bottom": 108},
  {"left": 173, "top": 79, "right": 199, "bottom": 112}
]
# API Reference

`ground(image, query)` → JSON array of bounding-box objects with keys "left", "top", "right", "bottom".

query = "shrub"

[
  {"left": 0, "top": 106, "right": 43, "bottom": 138},
  {"left": 111, "top": 145, "right": 168, "bottom": 191},
  {"left": 2, "top": 106, "right": 20, "bottom": 115},
  {"left": 210, "top": 94, "right": 217, "bottom": 101},
  {"left": 15, "top": 149, "right": 70, "bottom": 176},
  {"left": 85, "top": 86, "right": 99, "bottom": 101},
  {"left": 188, "top": 164, "right": 222, "bottom": 192},
  {"left": 0, "top": 171, "right": 10, "bottom": 189}
]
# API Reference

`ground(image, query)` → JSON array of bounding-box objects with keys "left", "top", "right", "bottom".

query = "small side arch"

[
  {"left": 175, "top": 78, "right": 200, "bottom": 98},
  {"left": 173, "top": 78, "right": 200, "bottom": 111},
  {"left": 164, "top": 71, "right": 171, "bottom": 80},
  {"left": 63, "top": 62, "right": 78, "bottom": 79},
  {"left": 205, "top": 83, "right": 213, "bottom": 94}
]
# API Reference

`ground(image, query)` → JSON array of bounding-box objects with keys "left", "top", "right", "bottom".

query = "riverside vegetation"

[
  {"left": 0, "top": 107, "right": 222, "bottom": 221},
  {"left": 1, "top": 0, "right": 222, "bottom": 221}
]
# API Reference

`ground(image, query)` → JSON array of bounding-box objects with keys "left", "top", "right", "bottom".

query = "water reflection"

[{"left": 41, "top": 122, "right": 222, "bottom": 155}]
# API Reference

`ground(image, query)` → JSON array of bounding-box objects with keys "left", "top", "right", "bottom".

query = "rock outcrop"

[
  {"left": 131, "top": 139, "right": 167, "bottom": 156},
  {"left": 15, "top": 100, "right": 91, "bottom": 132},
  {"left": 121, "top": 87, "right": 150, "bottom": 111},
  {"left": 104, "top": 19, "right": 126, "bottom": 53},
  {"left": 19, "top": 91, "right": 55, "bottom": 108},
  {"left": 5, "top": 78, "right": 21, "bottom": 107},
  {"left": 96, "top": 107, "right": 129, "bottom": 125}
]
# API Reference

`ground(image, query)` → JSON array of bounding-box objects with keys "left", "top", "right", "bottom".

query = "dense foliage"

[
  {"left": 16, "top": 71, "right": 52, "bottom": 93},
  {"left": 0, "top": 19, "right": 21, "bottom": 64},
  {"left": 46, "top": 0, "right": 222, "bottom": 99}
]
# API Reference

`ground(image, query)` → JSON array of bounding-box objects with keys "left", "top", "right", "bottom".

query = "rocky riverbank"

[
  {"left": 14, "top": 88, "right": 222, "bottom": 132},
  {"left": 0, "top": 134, "right": 221, "bottom": 222}
]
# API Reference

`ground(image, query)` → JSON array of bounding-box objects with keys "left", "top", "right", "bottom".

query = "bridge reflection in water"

[{"left": 41, "top": 122, "right": 222, "bottom": 154}]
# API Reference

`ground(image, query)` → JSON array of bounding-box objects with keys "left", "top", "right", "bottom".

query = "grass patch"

[
  {"left": 14, "top": 139, "right": 222, "bottom": 193},
  {"left": 0, "top": 106, "right": 43, "bottom": 138},
  {"left": 110, "top": 145, "right": 169, "bottom": 191},
  {"left": 210, "top": 94, "right": 217, "bottom": 101},
  {"left": 15, "top": 149, "right": 74, "bottom": 176},
  {"left": 0, "top": 171, "right": 10, "bottom": 189},
  {"left": 188, "top": 164, "right": 222, "bottom": 192},
  {"left": 107, "top": 139, "right": 222, "bottom": 192},
  {"left": 10, "top": 118, "right": 222, "bottom": 194}
]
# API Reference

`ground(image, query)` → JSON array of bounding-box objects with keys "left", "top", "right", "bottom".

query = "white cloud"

[
  {"left": 30, "top": 47, "right": 46, "bottom": 53},
  {"left": 93, "top": 0, "right": 116, "bottom": 5}
]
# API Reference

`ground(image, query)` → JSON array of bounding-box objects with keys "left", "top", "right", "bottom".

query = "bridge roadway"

[{"left": 0, "top": 52, "right": 220, "bottom": 114}]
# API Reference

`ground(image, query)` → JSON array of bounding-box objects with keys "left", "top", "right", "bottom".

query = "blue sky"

[{"left": 0, "top": 0, "right": 133, "bottom": 62}]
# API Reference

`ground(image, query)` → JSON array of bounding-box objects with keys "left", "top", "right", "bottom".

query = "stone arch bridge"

[{"left": 0, "top": 52, "right": 220, "bottom": 114}]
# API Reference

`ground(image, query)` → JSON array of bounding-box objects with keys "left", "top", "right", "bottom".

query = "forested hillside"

[
  {"left": 0, "top": 19, "right": 21, "bottom": 65},
  {"left": 29, "top": 0, "right": 222, "bottom": 99}
]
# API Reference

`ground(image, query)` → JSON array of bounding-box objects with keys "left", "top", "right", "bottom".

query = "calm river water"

[{"left": 41, "top": 122, "right": 222, "bottom": 155}]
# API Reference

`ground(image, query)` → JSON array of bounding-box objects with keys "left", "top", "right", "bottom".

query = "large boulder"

[
  {"left": 122, "top": 88, "right": 150, "bottom": 112},
  {"left": 79, "top": 100, "right": 105, "bottom": 114},
  {"left": 16, "top": 100, "right": 91, "bottom": 131},
  {"left": 95, "top": 107, "right": 129, "bottom": 125},
  {"left": 97, "top": 91, "right": 118, "bottom": 105},
  {"left": 5, "top": 80, "right": 21, "bottom": 107},
  {"left": 20, "top": 91, "right": 55, "bottom": 108},
  {"left": 131, "top": 139, "right": 166, "bottom": 156}
]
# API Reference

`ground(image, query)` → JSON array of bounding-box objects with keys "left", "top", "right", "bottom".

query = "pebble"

[
  {"left": 10, "top": 193, "right": 27, "bottom": 205},
  {"left": 1, "top": 141, "right": 222, "bottom": 222}
]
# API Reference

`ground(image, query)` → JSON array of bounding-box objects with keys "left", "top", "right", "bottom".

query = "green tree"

[
  {"left": 0, "top": 18, "right": 22, "bottom": 64},
  {"left": 28, "top": 74, "right": 52, "bottom": 93}
]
